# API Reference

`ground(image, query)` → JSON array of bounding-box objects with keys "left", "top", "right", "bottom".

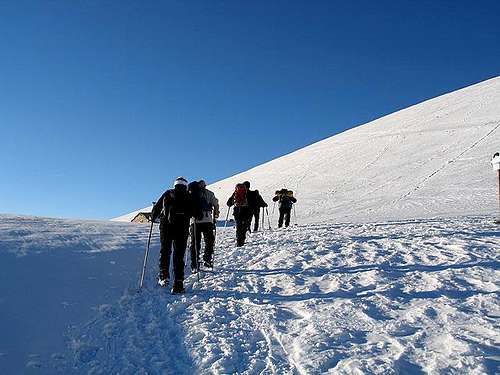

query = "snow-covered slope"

[
  {"left": 114, "top": 76, "right": 500, "bottom": 223},
  {"left": 1, "top": 214, "right": 498, "bottom": 374}
]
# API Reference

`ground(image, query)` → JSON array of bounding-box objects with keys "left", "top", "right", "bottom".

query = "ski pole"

[
  {"left": 261, "top": 207, "right": 265, "bottom": 231},
  {"left": 293, "top": 204, "right": 297, "bottom": 225},
  {"left": 193, "top": 221, "right": 200, "bottom": 282},
  {"left": 212, "top": 219, "right": 217, "bottom": 269},
  {"left": 139, "top": 218, "right": 155, "bottom": 289},
  {"left": 224, "top": 207, "right": 230, "bottom": 228},
  {"left": 265, "top": 207, "right": 272, "bottom": 230},
  {"left": 272, "top": 201, "right": 276, "bottom": 215}
]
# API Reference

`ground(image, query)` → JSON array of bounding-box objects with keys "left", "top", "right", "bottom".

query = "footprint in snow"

[{"left": 75, "top": 344, "right": 100, "bottom": 363}]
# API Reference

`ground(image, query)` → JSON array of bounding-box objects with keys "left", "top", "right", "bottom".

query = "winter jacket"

[
  {"left": 152, "top": 187, "right": 195, "bottom": 227},
  {"left": 246, "top": 190, "right": 267, "bottom": 213},
  {"left": 193, "top": 188, "right": 220, "bottom": 224},
  {"left": 246, "top": 190, "right": 267, "bottom": 210},
  {"left": 226, "top": 194, "right": 238, "bottom": 207},
  {"left": 272, "top": 192, "right": 297, "bottom": 210},
  {"left": 255, "top": 191, "right": 268, "bottom": 208}
]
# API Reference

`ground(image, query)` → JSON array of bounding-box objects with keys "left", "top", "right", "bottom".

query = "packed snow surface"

[
  {"left": 1, "top": 214, "right": 498, "bottom": 374},
  {"left": 114, "top": 76, "right": 500, "bottom": 223}
]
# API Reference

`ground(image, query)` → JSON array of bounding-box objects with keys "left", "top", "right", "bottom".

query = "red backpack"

[{"left": 234, "top": 184, "right": 248, "bottom": 207}]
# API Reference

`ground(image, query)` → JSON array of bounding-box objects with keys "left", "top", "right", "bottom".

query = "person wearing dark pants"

[
  {"left": 191, "top": 222, "right": 215, "bottom": 267},
  {"left": 251, "top": 190, "right": 267, "bottom": 232},
  {"left": 189, "top": 180, "right": 219, "bottom": 270},
  {"left": 227, "top": 183, "right": 251, "bottom": 247},
  {"left": 151, "top": 177, "right": 194, "bottom": 294},
  {"left": 243, "top": 181, "right": 268, "bottom": 232},
  {"left": 159, "top": 220, "right": 189, "bottom": 283},
  {"left": 234, "top": 206, "right": 251, "bottom": 246},
  {"left": 278, "top": 207, "right": 292, "bottom": 228},
  {"left": 272, "top": 188, "right": 297, "bottom": 228}
]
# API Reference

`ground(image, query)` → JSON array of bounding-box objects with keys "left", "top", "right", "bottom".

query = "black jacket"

[
  {"left": 226, "top": 194, "right": 235, "bottom": 207},
  {"left": 152, "top": 187, "right": 195, "bottom": 226},
  {"left": 248, "top": 190, "right": 267, "bottom": 212}
]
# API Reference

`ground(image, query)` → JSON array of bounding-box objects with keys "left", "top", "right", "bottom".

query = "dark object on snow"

[
  {"left": 151, "top": 177, "right": 195, "bottom": 286},
  {"left": 190, "top": 221, "right": 215, "bottom": 270},
  {"left": 189, "top": 180, "right": 219, "bottom": 273},
  {"left": 227, "top": 184, "right": 251, "bottom": 246},
  {"left": 247, "top": 189, "right": 268, "bottom": 232},
  {"left": 272, "top": 189, "right": 297, "bottom": 228}
]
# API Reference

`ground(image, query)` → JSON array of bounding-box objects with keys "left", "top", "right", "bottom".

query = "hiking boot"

[
  {"left": 171, "top": 280, "right": 185, "bottom": 294},
  {"left": 191, "top": 259, "right": 200, "bottom": 273},
  {"left": 158, "top": 277, "right": 169, "bottom": 287}
]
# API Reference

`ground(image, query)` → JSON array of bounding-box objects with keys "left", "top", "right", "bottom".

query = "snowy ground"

[{"left": 1, "top": 214, "right": 498, "bottom": 374}]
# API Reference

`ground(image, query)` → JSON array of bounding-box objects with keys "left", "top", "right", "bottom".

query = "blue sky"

[{"left": 1, "top": 0, "right": 499, "bottom": 220}]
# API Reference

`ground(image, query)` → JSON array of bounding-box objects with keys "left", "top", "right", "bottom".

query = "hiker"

[
  {"left": 243, "top": 181, "right": 268, "bottom": 232},
  {"left": 227, "top": 183, "right": 251, "bottom": 246},
  {"left": 189, "top": 180, "right": 219, "bottom": 271},
  {"left": 272, "top": 188, "right": 297, "bottom": 228},
  {"left": 151, "top": 177, "right": 195, "bottom": 294}
]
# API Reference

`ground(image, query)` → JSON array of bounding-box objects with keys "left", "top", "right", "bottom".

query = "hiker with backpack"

[
  {"left": 227, "top": 183, "right": 251, "bottom": 246},
  {"left": 151, "top": 177, "right": 195, "bottom": 294},
  {"left": 188, "top": 180, "right": 220, "bottom": 270},
  {"left": 243, "top": 181, "right": 268, "bottom": 232},
  {"left": 272, "top": 188, "right": 297, "bottom": 228}
]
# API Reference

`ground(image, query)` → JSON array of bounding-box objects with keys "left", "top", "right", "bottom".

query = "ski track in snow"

[{"left": 52, "top": 216, "right": 500, "bottom": 375}]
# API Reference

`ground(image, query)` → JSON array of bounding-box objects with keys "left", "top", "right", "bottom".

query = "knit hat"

[{"left": 173, "top": 176, "right": 188, "bottom": 188}]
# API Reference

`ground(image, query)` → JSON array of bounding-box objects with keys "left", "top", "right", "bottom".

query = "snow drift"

[{"left": 114, "top": 76, "right": 500, "bottom": 223}]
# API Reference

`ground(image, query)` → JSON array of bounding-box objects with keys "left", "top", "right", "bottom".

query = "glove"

[{"left": 151, "top": 209, "right": 157, "bottom": 222}]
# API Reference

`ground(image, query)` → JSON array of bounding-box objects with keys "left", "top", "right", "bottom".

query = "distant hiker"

[
  {"left": 188, "top": 180, "right": 220, "bottom": 270},
  {"left": 151, "top": 177, "right": 195, "bottom": 294},
  {"left": 272, "top": 188, "right": 297, "bottom": 228},
  {"left": 227, "top": 183, "right": 251, "bottom": 246},
  {"left": 243, "top": 181, "right": 268, "bottom": 232}
]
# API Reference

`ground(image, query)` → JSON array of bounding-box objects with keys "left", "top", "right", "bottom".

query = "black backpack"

[
  {"left": 280, "top": 195, "right": 292, "bottom": 209},
  {"left": 188, "top": 182, "right": 203, "bottom": 220},
  {"left": 189, "top": 182, "right": 213, "bottom": 220},
  {"left": 165, "top": 190, "right": 191, "bottom": 225}
]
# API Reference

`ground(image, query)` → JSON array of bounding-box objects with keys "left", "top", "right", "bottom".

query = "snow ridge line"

[{"left": 399, "top": 121, "right": 500, "bottom": 201}]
